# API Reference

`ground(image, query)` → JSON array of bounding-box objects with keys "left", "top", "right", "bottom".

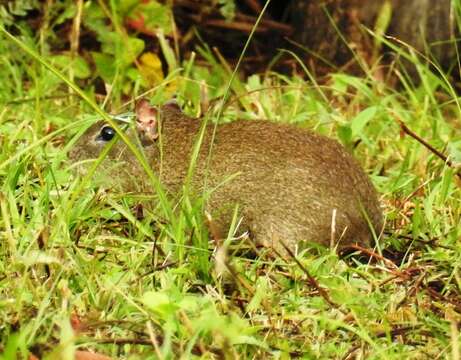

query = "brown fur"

[{"left": 70, "top": 104, "right": 383, "bottom": 252}]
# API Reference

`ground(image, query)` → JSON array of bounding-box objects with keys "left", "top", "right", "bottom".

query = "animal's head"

[{"left": 69, "top": 99, "right": 180, "bottom": 190}]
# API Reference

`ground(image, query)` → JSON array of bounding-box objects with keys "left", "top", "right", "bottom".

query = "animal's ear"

[{"left": 135, "top": 99, "right": 159, "bottom": 145}]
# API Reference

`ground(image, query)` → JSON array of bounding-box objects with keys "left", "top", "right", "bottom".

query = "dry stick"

[
  {"left": 280, "top": 241, "right": 340, "bottom": 309},
  {"left": 243, "top": 0, "right": 263, "bottom": 14},
  {"left": 344, "top": 245, "right": 434, "bottom": 286},
  {"left": 426, "top": 286, "right": 461, "bottom": 314},
  {"left": 235, "top": 13, "right": 294, "bottom": 34},
  {"left": 342, "top": 326, "right": 425, "bottom": 360},
  {"left": 344, "top": 244, "right": 398, "bottom": 270},
  {"left": 175, "top": 0, "right": 289, "bottom": 34},
  {"left": 223, "top": 259, "right": 256, "bottom": 296},
  {"left": 146, "top": 321, "right": 163, "bottom": 359},
  {"left": 179, "top": 310, "right": 207, "bottom": 355},
  {"left": 193, "top": 17, "right": 267, "bottom": 33},
  {"left": 88, "top": 337, "right": 222, "bottom": 357},
  {"left": 376, "top": 325, "right": 422, "bottom": 339},
  {"left": 128, "top": 261, "right": 178, "bottom": 286},
  {"left": 396, "top": 118, "right": 461, "bottom": 180},
  {"left": 221, "top": 250, "right": 276, "bottom": 320},
  {"left": 187, "top": 13, "right": 293, "bottom": 35}
]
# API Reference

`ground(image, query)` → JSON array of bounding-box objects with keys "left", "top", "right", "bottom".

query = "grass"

[{"left": 1, "top": 4, "right": 461, "bottom": 360}]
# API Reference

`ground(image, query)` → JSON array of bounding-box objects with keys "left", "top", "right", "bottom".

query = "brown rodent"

[{"left": 70, "top": 100, "right": 383, "bottom": 253}]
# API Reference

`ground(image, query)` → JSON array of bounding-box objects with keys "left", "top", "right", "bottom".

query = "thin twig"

[
  {"left": 395, "top": 117, "right": 461, "bottom": 180},
  {"left": 84, "top": 337, "right": 223, "bottom": 357},
  {"left": 242, "top": 0, "right": 263, "bottom": 14},
  {"left": 342, "top": 244, "right": 398, "bottom": 270},
  {"left": 280, "top": 241, "right": 340, "bottom": 309}
]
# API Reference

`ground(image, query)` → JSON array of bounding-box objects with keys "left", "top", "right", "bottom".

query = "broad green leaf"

[
  {"left": 92, "top": 52, "right": 116, "bottom": 82},
  {"left": 52, "top": 54, "right": 91, "bottom": 79},
  {"left": 142, "top": 291, "right": 179, "bottom": 317},
  {"left": 373, "top": 1, "right": 392, "bottom": 51},
  {"left": 99, "top": 32, "right": 145, "bottom": 67},
  {"left": 337, "top": 124, "right": 353, "bottom": 146},
  {"left": 351, "top": 106, "right": 377, "bottom": 138}
]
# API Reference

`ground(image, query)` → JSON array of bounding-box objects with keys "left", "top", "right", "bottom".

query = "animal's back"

[{"left": 157, "top": 111, "right": 382, "bottom": 251}]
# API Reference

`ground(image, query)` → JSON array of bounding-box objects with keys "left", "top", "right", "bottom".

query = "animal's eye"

[{"left": 97, "top": 126, "right": 116, "bottom": 141}]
